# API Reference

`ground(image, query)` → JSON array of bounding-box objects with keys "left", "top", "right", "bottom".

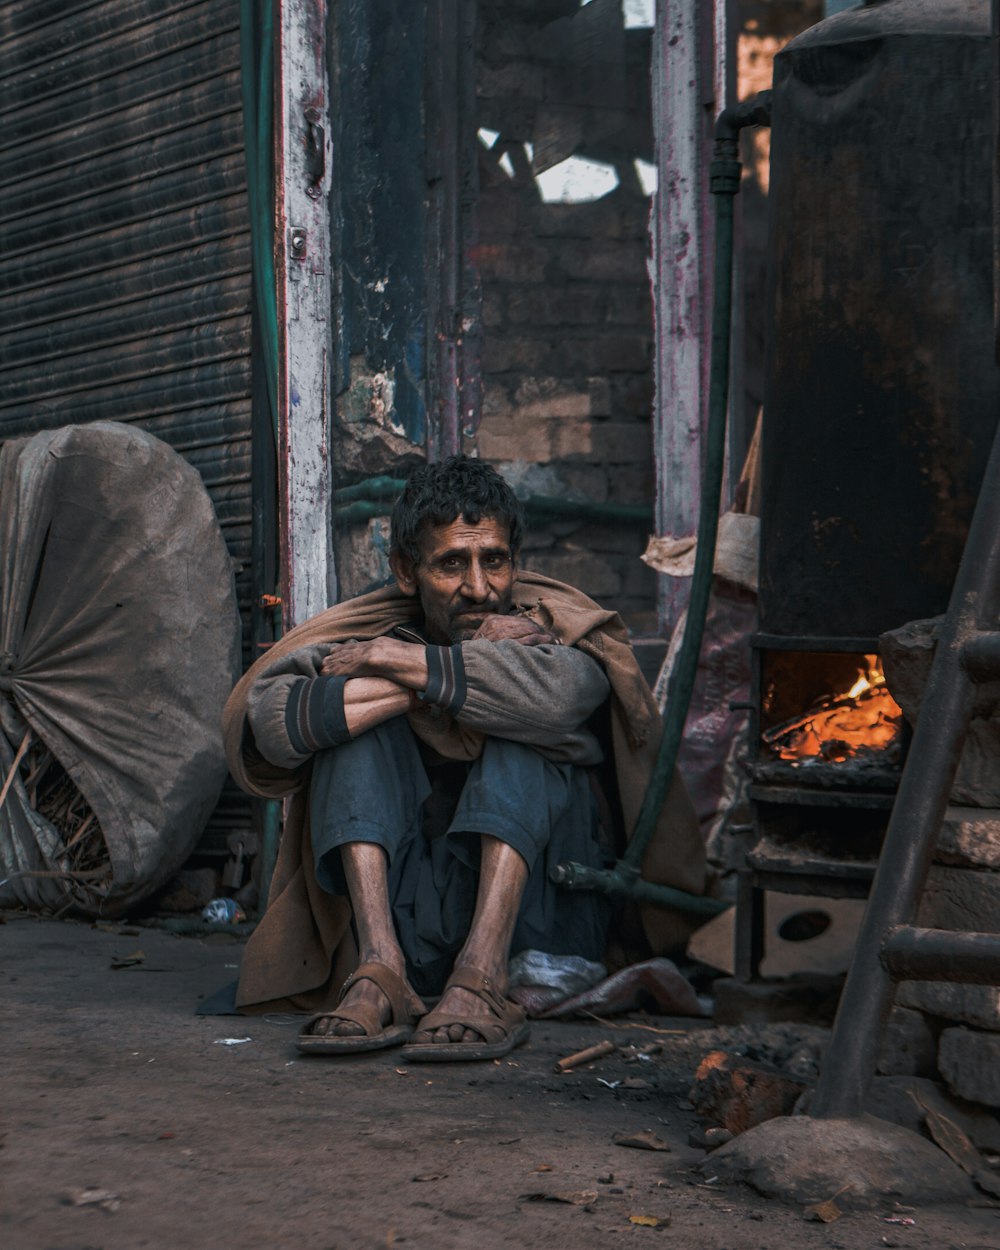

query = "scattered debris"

[
  {"left": 917, "top": 1096, "right": 1000, "bottom": 1199},
  {"left": 554, "top": 1039, "right": 617, "bottom": 1072},
  {"left": 689, "top": 1050, "right": 808, "bottom": 1135},
  {"left": 803, "top": 1185, "right": 852, "bottom": 1223},
  {"left": 687, "top": 1126, "right": 733, "bottom": 1150},
  {"left": 538, "top": 957, "right": 704, "bottom": 1020},
  {"left": 628, "top": 1212, "right": 669, "bottom": 1227},
  {"left": 213, "top": 1037, "right": 252, "bottom": 1046},
  {"left": 613, "top": 1131, "right": 671, "bottom": 1152},
  {"left": 622, "top": 1077, "right": 651, "bottom": 1090},
  {"left": 411, "top": 1173, "right": 447, "bottom": 1183},
  {"left": 66, "top": 1188, "right": 121, "bottom": 1213},
  {"left": 884, "top": 1216, "right": 916, "bottom": 1226},
  {"left": 109, "top": 950, "right": 145, "bottom": 969},
  {"left": 597, "top": 1078, "right": 620, "bottom": 1090},
  {"left": 532, "top": 1163, "right": 553, "bottom": 1173},
  {"left": 623, "top": 1042, "right": 664, "bottom": 1063},
  {"left": 520, "top": 1190, "right": 598, "bottom": 1206}
]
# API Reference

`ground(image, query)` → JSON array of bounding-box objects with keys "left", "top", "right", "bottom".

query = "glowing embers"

[{"left": 762, "top": 654, "right": 904, "bottom": 765}]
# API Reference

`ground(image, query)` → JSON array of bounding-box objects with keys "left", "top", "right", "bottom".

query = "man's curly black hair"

[{"left": 390, "top": 455, "right": 524, "bottom": 565}]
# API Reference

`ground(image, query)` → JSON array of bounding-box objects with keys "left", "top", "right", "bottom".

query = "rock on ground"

[{"left": 706, "top": 1114, "right": 977, "bottom": 1206}]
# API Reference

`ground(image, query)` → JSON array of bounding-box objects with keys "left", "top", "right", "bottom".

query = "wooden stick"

[
  {"left": 554, "top": 1039, "right": 617, "bottom": 1073},
  {"left": 63, "top": 812, "right": 95, "bottom": 852},
  {"left": 0, "top": 729, "right": 32, "bottom": 814}
]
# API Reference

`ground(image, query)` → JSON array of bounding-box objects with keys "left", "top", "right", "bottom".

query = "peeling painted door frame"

[{"left": 275, "top": 0, "right": 337, "bottom": 626}]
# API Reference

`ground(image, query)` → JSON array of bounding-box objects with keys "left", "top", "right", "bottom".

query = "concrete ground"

[{"left": 3, "top": 910, "right": 1000, "bottom": 1250}]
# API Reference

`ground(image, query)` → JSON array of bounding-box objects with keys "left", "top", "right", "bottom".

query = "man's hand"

[
  {"left": 321, "top": 637, "right": 428, "bottom": 689},
  {"left": 321, "top": 638, "right": 386, "bottom": 678},
  {"left": 472, "top": 614, "right": 556, "bottom": 646}
]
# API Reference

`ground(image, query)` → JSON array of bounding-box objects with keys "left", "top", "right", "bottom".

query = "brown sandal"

[
  {"left": 297, "top": 962, "right": 426, "bottom": 1055},
  {"left": 401, "top": 966, "right": 530, "bottom": 1063}
]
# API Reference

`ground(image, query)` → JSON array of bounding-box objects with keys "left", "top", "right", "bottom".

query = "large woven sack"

[{"left": 0, "top": 422, "right": 241, "bottom": 916}]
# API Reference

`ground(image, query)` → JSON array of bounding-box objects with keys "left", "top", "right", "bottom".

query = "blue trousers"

[{"left": 309, "top": 718, "right": 610, "bottom": 996}]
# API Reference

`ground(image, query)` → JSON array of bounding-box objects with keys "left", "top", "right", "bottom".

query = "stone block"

[
  {"left": 477, "top": 195, "right": 522, "bottom": 238},
  {"left": 586, "top": 334, "right": 652, "bottom": 374},
  {"left": 607, "top": 464, "right": 655, "bottom": 503},
  {"left": 521, "top": 550, "right": 621, "bottom": 600},
  {"left": 937, "top": 807, "right": 1000, "bottom": 870},
  {"left": 512, "top": 375, "right": 591, "bottom": 418},
  {"left": 881, "top": 618, "right": 1000, "bottom": 805},
  {"left": 876, "top": 1005, "right": 938, "bottom": 1077},
  {"left": 898, "top": 980, "right": 1000, "bottom": 1032},
  {"left": 477, "top": 62, "right": 545, "bottom": 101},
  {"left": 587, "top": 376, "right": 613, "bottom": 418},
  {"left": 530, "top": 198, "right": 624, "bottom": 241},
  {"left": 867, "top": 1075, "right": 1000, "bottom": 1151},
  {"left": 609, "top": 371, "right": 655, "bottom": 417},
  {"left": 881, "top": 617, "right": 1000, "bottom": 722},
  {"left": 953, "top": 719, "right": 1000, "bottom": 806},
  {"left": 477, "top": 242, "right": 550, "bottom": 284},
  {"left": 558, "top": 463, "right": 609, "bottom": 503},
  {"left": 607, "top": 283, "right": 652, "bottom": 325},
  {"left": 507, "top": 285, "right": 606, "bottom": 327},
  {"left": 554, "top": 238, "right": 646, "bottom": 283},
  {"left": 591, "top": 421, "right": 652, "bottom": 464},
  {"left": 918, "top": 865, "right": 1000, "bottom": 934},
  {"left": 482, "top": 287, "right": 505, "bottom": 327},
  {"left": 481, "top": 335, "right": 551, "bottom": 375},
  {"left": 477, "top": 414, "right": 592, "bottom": 464},
  {"left": 939, "top": 1027, "right": 1000, "bottom": 1107}
]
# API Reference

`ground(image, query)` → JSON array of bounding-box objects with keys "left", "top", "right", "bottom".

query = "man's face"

[{"left": 391, "top": 515, "right": 516, "bottom": 643}]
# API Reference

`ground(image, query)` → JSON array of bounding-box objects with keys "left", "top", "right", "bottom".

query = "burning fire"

[{"left": 763, "top": 655, "right": 903, "bottom": 764}]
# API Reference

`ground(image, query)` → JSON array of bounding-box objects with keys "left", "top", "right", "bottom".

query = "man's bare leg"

[
  {"left": 420, "top": 835, "right": 529, "bottom": 1045},
  {"left": 311, "top": 842, "right": 411, "bottom": 1037}
]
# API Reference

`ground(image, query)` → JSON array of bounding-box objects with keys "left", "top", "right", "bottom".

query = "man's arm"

[
  {"left": 321, "top": 630, "right": 610, "bottom": 764},
  {"left": 245, "top": 644, "right": 414, "bottom": 771}
]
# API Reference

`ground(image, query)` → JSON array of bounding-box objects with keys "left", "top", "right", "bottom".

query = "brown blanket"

[{"left": 223, "top": 571, "right": 706, "bottom": 1011}]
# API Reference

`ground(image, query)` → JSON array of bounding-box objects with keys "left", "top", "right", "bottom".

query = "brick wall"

[{"left": 473, "top": 0, "right": 660, "bottom": 634}]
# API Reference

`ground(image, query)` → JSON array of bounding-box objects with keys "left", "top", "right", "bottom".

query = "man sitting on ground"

[{"left": 223, "top": 456, "right": 705, "bottom": 1061}]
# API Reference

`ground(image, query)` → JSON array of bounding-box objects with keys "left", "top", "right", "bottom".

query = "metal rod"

[
  {"left": 810, "top": 415, "right": 1000, "bottom": 1119},
  {"left": 960, "top": 629, "right": 1000, "bottom": 681},
  {"left": 882, "top": 925, "right": 1000, "bottom": 985},
  {"left": 549, "top": 860, "right": 728, "bottom": 918}
]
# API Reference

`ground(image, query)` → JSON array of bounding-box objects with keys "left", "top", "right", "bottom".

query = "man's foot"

[
  {"left": 297, "top": 962, "right": 425, "bottom": 1055},
  {"left": 402, "top": 965, "right": 530, "bottom": 1062}
]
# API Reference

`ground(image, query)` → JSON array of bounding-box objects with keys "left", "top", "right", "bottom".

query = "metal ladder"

[{"left": 809, "top": 414, "right": 1000, "bottom": 1118}]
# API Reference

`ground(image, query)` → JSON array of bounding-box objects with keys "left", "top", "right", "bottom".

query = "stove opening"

[{"left": 760, "top": 651, "right": 905, "bottom": 769}]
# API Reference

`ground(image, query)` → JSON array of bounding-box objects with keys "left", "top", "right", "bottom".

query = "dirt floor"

[{"left": 3, "top": 911, "right": 1000, "bottom": 1250}]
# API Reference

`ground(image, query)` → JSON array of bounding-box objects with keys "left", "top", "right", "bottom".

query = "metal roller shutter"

[{"left": 0, "top": 0, "right": 255, "bottom": 861}]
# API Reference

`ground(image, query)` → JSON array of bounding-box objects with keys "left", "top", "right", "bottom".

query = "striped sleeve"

[
  {"left": 284, "top": 675, "right": 351, "bottom": 753},
  {"left": 422, "top": 644, "right": 467, "bottom": 715}
]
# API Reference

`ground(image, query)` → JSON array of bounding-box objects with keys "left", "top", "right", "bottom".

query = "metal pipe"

[
  {"left": 549, "top": 860, "right": 728, "bottom": 918},
  {"left": 554, "top": 94, "right": 771, "bottom": 911},
  {"left": 809, "top": 415, "right": 1000, "bottom": 1119},
  {"left": 882, "top": 925, "right": 1000, "bottom": 985},
  {"left": 332, "top": 491, "right": 654, "bottom": 526},
  {"left": 960, "top": 630, "right": 1000, "bottom": 682}
]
